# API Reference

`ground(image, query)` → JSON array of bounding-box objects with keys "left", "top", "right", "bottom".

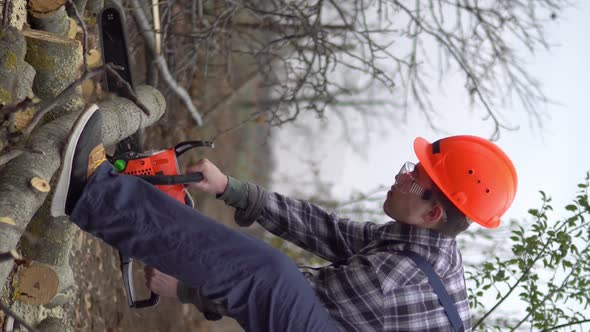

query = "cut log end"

[
  {"left": 0, "top": 217, "right": 16, "bottom": 226},
  {"left": 30, "top": 177, "right": 51, "bottom": 193},
  {"left": 68, "top": 17, "right": 78, "bottom": 39},
  {"left": 29, "top": 0, "right": 67, "bottom": 14},
  {"left": 82, "top": 79, "right": 95, "bottom": 99},
  {"left": 87, "top": 49, "right": 102, "bottom": 68},
  {"left": 16, "top": 264, "right": 59, "bottom": 305},
  {"left": 23, "top": 28, "right": 80, "bottom": 46},
  {"left": 13, "top": 108, "right": 35, "bottom": 130}
]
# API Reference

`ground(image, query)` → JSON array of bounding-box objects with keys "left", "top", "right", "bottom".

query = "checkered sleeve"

[{"left": 257, "top": 191, "right": 380, "bottom": 262}]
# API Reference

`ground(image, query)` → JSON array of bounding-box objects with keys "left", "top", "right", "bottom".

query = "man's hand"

[
  {"left": 144, "top": 266, "right": 179, "bottom": 298},
  {"left": 185, "top": 158, "right": 228, "bottom": 195}
]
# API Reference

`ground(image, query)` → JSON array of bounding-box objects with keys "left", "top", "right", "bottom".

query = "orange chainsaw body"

[{"left": 122, "top": 149, "right": 187, "bottom": 203}]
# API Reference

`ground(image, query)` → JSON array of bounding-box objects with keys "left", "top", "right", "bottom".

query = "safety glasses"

[{"left": 395, "top": 162, "right": 433, "bottom": 201}]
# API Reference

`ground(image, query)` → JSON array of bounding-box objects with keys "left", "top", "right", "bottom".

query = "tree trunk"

[{"left": 0, "top": 84, "right": 166, "bottom": 298}]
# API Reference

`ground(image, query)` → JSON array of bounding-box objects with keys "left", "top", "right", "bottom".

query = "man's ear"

[{"left": 424, "top": 203, "right": 444, "bottom": 225}]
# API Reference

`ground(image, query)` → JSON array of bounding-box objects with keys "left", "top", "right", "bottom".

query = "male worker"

[
  {"left": 148, "top": 130, "right": 518, "bottom": 331},
  {"left": 53, "top": 104, "right": 518, "bottom": 331}
]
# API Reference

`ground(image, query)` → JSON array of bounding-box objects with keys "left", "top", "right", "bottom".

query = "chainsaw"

[
  {"left": 108, "top": 140, "right": 213, "bottom": 204},
  {"left": 99, "top": 3, "right": 211, "bottom": 309}
]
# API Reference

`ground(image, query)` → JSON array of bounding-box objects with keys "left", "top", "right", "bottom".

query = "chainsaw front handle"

[{"left": 137, "top": 172, "right": 204, "bottom": 185}]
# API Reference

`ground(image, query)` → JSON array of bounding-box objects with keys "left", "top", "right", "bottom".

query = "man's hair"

[{"left": 430, "top": 187, "right": 471, "bottom": 237}]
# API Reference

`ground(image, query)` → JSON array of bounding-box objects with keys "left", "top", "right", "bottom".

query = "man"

[
  {"left": 53, "top": 105, "right": 518, "bottom": 331},
  {"left": 148, "top": 132, "right": 518, "bottom": 332}
]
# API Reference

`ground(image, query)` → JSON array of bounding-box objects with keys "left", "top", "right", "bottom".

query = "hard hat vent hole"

[
  {"left": 486, "top": 189, "right": 491, "bottom": 194},
  {"left": 477, "top": 180, "right": 481, "bottom": 184},
  {"left": 468, "top": 169, "right": 474, "bottom": 175}
]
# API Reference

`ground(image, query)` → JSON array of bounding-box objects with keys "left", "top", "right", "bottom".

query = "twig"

[
  {"left": 0, "top": 250, "right": 21, "bottom": 263},
  {"left": 103, "top": 64, "right": 152, "bottom": 115},
  {"left": 0, "top": 97, "right": 36, "bottom": 119},
  {"left": 210, "top": 111, "right": 262, "bottom": 142},
  {"left": 2, "top": 0, "right": 9, "bottom": 27},
  {"left": 151, "top": 0, "right": 161, "bottom": 54},
  {"left": 540, "top": 319, "right": 590, "bottom": 332},
  {"left": 0, "top": 145, "right": 44, "bottom": 167},
  {"left": 67, "top": 0, "right": 88, "bottom": 70},
  {"left": 0, "top": 149, "right": 23, "bottom": 167},
  {"left": 129, "top": 0, "right": 203, "bottom": 126},
  {"left": 0, "top": 301, "right": 39, "bottom": 332}
]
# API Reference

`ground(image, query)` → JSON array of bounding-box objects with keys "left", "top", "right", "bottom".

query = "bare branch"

[
  {"left": 67, "top": 0, "right": 88, "bottom": 70},
  {"left": 129, "top": 0, "right": 203, "bottom": 126}
]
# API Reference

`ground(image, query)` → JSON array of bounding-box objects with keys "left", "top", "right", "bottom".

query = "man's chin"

[{"left": 383, "top": 205, "right": 400, "bottom": 221}]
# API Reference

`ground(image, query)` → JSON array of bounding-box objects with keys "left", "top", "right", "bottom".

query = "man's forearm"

[
  {"left": 217, "top": 177, "right": 377, "bottom": 262},
  {"left": 217, "top": 176, "right": 267, "bottom": 227},
  {"left": 217, "top": 176, "right": 249, "bottom": 209}
]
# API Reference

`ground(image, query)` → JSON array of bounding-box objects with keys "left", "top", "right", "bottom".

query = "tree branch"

[{"left": 129, "top": 0, "right": 203, "bottom": 126}]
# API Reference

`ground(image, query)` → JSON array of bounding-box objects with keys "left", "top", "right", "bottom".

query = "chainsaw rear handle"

[
  {"left": 137, "top": 172, "right": 204, "bottom": 185},
  {"left": 120, "top": 255, "right": 160, "bottom": 308}
]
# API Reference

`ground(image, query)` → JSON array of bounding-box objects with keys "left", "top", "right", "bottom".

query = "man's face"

[{"left": 383, "top": 162, "right": 437, "bottom": 226}]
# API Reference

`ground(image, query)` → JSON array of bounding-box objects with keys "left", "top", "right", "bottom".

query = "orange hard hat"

[{"left": 414, "top": 136, "right": 517, "bottom": 229}]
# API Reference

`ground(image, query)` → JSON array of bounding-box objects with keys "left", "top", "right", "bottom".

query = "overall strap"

[{"left": 400, "top": 251, "right": 464, "bottom": 332}]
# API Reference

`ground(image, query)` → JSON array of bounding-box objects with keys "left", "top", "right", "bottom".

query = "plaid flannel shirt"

[{"left": 253, "top": 191, "right": 472, "bottom": 332}]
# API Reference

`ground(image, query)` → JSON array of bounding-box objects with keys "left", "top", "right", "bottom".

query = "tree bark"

[
  {"left": 36, "top": 316, "right": 70, "bottom": 332},
  {"left": 0, "top": 26, "right": 36, "bottom": 156},
  {"left": 0, "top": 0, "right": 27, "bottom": 30},
  {"left": 85, "top": 0, "right": 104, "bottom": 17},
  {"left": 23, "top": 28, "right": 85, "bottom": 121},
  {"left": 0, "top": 85, "right": 166, "bottom": 297},
  {"left": 0, "top": 26, "right": 32, "bottom": 105},
  {"left": 66, "top": 0, "right": 88, "bottom": 18}
]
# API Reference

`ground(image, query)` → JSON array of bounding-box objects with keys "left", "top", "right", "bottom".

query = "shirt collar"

[{"left": 381, "top": 221, "right": 456, "bottom": 249}]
